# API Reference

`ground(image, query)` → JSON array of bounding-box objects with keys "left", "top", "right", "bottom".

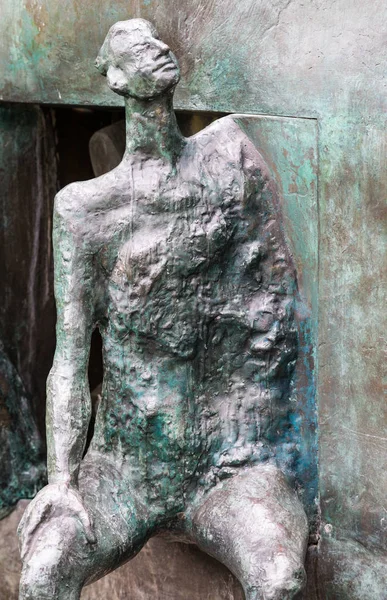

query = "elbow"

[{"left": 47, "top": 360, "right": 89, "bottom": 400}]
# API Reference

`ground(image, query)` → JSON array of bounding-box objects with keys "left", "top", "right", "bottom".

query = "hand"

[{"left": 18, "top": 482, "right": 96, "bottom": 560}]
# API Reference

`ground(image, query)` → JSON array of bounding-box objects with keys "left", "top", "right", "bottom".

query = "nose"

[{"left": 155, "top": 39, "right": 170, "bottom": 55}]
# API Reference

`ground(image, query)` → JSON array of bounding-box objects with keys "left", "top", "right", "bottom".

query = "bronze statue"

[{"left": 18, "top": 19, "right": 308, "bottom": 600}]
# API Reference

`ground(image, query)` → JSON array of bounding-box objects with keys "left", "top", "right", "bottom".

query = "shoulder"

[
  {"left": 53, "top": 176, "right": 107, "bottom": 249},
  {"left": 54, "top": 173, "right": 110, "bottom": 220},
  {"left": 54, "top": 182, "right": 87, "bottom": 223},
  {"left": 191, "top": 115, "right": 244, "bottom": 156},
  {"left": 191, "top": 115, "right": 271, "bottom": 180},
  {"left": 53, "top": 166, "right": 128, "bottom": 234}
]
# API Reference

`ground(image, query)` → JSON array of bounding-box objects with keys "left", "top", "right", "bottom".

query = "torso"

[{"left": 72, "top": 117, "right": 296, "bottom": 513}]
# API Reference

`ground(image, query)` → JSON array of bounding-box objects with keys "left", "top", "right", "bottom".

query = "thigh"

[
  {"left": 78, "top": 452, "right": 151, "bottom": 584},
  {"left": 185, "top": 464, "right": 308, "bottom": 600},
  {"left": 23, "top": 453, "right": 149, "bottom": 588},
  {"left": 19, "top": 458, "right": 151, "bottom": 600}
]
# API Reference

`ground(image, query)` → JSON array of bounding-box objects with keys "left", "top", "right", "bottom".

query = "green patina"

[{"left": 0, "top": 2, "right": 386, "bottom": 597}]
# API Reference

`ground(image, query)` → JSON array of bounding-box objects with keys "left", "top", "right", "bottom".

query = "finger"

[
  {"left": 77, "top": 508, "right": 96, "bottom": 544},
  {"left": 67, "top": 494, "right": 96, "bottom": 544}
]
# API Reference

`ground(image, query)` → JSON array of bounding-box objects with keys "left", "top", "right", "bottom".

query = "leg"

[
  {"left": 186, "top": 464, "right": 308, "bottom": 600},
  {"left": 19, "top": 454, "right": 151, "bottom": 600}
]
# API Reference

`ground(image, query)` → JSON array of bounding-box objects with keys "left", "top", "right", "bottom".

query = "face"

[{"left": 102, "top": 24, "right": 180, "bottom": 99}]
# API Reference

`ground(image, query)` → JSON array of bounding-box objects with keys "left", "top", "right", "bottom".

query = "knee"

[
  {"left": 20, "top": 553, "right": 83, "bottom": 600},
  {"left": 19, "top": 550, "right": 63, "bottom": 600},
  {"left": 244, "top": 557, "right": 306, "bottom": 600},
  {"left": 268, "top": 556, "right": 306, "bottom": 599},
  {"left": 19, "top": 518, "right": 85, "bottom": 600}
]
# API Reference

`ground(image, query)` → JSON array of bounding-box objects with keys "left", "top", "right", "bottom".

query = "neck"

[{"left": 124, "top": 91, "right": 184, "bottom": 163}]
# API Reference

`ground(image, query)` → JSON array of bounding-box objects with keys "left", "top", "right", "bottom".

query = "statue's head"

[{"left": 95, "top": 19, "right": 180, "bottom": 100}]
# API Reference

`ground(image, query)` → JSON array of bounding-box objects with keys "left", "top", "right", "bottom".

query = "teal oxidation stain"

[
  {"left": 0, "top": 2, "right": 386, "bottom": 597},
  {"left": 8, "top": 10, "right": 46, "bottom": 77},
  {"left": 234, "top": 115, "right": 319, "bottom": 526},
  {"left": 16, "top": 20, "right": 310, "bottom": 597}
]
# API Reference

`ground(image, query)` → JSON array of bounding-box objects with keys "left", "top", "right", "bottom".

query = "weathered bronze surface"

[
  {"left": 0, "top": 345, "right": 44, "bottom": 518},
  {"left": 0, "top": 1, "right": 385, "bottom": 597},
  {"left": 0, "top": 500, "right": 246, "bottom": 600},
  {"left": 18, "top": 20, "right": 310, "bottom": 599}
]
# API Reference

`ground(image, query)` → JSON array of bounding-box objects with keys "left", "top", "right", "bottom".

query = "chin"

[
  {"left": 144, "top": 75, "right": 179, "bottom": 99},
  {"left": 160, "top": 68, "right": 180, "bottom": 92},
  {"left": 127, "top": 69, "right": 180, "bottom": 99}
]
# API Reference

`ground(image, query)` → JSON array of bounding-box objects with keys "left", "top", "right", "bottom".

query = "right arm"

[
  {"left": 46, "top": 187, "right": 95, "bottom": 486},
  {"left": 18, "top": 187, "right": 97, "bottom": 556}
]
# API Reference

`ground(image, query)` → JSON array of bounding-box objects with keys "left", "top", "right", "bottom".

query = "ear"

[{"left": 106, "top": 65, "right": 128, "bottom": 96}]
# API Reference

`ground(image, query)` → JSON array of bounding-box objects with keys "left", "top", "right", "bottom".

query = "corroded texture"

[
  {"left": 0, "top": 0, "right": 383, "bottom": 119},
  {"left": 0, "top": 501, "right": 245, "bottom": 600},
  {"left": 1, "top": 1, "right": 385, "bottom": 597},
  {"left": 89, "top": 113, "right": 319, "bottom": 527},
  {"left": 18, "top": 20, "right": 309, "bottom": 599},
  {"left": 309, "top": 535, "right": 387, "bottom": 600}
]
